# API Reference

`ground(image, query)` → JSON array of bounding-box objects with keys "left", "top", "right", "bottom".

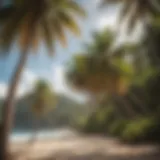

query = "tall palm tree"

[{"left": 0, "top": 0, "right": 85, "bottom": 159}]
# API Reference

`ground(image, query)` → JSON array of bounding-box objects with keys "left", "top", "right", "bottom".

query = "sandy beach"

[{"left": 10, "top": 132, "right": 160, "bottom": 160}]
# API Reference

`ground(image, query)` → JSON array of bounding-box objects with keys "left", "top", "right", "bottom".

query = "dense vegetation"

[{"left": 67, "top": 1, "right": 160, "bottom": 144}]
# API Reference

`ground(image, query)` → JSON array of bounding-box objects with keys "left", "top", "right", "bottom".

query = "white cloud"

[
  {"left": 52, "top": 66, "right": 67, "bottom": 93},
  {"left": 0, "top": 66, "right": 87, "bottom": 103},
  {"left": 93, "top": 0, "right": 101, "bottom": 7},
  {"left": 96, "top": 15, "right": 118, "bottom": 30},
  {"left": 94, "top": 3, "right": 120, "bottom": 31},
  {"left": 95, "top": 6, "right": 143, "bottom": 47},
  {"left": 52, "top": 65, "right": 87, "bottom": 103},
  {"left": 116, "top": 19, "right": 144, "bottom": 46},
  {"left": 0, "top": 69, "right": 38, "bottom": 99},
  {"left": 16, "top": 69, "right": 38, "bottom": 97},
  {"left": 21, "top": 70, "right": 37, "bottom": 86}
]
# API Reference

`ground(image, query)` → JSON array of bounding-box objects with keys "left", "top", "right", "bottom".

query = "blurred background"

[{"left": 0, "top": 0, "right": 160, "bottom": 159}]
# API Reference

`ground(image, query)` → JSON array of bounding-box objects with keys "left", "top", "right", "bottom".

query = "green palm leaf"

[
  {"left": 0, "top": 0, "right": 86, "bottom": 52},
  {"left": 41, "top": 18, "right": 54, "bottom": 55},
  {"left": 64, "top": 0, "right": 86, "bottom": 17},
  {"left": 58, "top": 11, "right": 81, "bottom": 36},
  {"left": 101, "top": 0, "right": 160, "bottom": 32}
]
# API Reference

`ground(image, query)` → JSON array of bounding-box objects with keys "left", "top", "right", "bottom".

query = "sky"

[{"left": 0, "top": 0, "right": 142, "bottom": 102}]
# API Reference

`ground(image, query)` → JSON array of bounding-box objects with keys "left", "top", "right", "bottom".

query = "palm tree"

[
  {"left": 68, "top": 28, "right": 154, "bottom": 117},
  {"left": 68, "top": 56, "right": 137, "bottom": 118},
  {"left": 30, "top": 80, "right": 57, "bottom": 143},
  {"left": 101, "top": 0, "right": 160, "bottom": 65},
  {"left": 101, "top": 0, "right": 160, "bottom": 31},
  {"left": 67, "top": 29, "right": 132, "bottom": 96},
  {"left": 31, "top": 80, "right": 57, "bottom": 117},
  {"left": 67, "top": 29, "right": 136, "bottom": 117},
  {"left": 101, "top": 1, "right": 160, "bottom": 115},
  {"left": 0, "top": 0, "right": 85, "bottom": 159},
  {"left": 84, "top": 29, "right": 115, "bottom": 55},
  {"left": 68, "top": 55, "right": 131, "bottom": 95}
]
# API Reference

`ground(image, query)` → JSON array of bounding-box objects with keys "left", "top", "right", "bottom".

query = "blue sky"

[{"left": 0, "top": 0, "right": 142, "bottom": 102}]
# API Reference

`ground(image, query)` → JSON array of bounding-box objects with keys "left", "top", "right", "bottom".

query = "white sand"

[{"left": 10, "top": 134, "right": 160, "bottom": 160}]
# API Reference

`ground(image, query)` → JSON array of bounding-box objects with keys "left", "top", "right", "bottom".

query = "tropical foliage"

[
  {"left": 101, "top": 0, "right": 160, "bottom": 31},
  {"left": 67, "top": 0, "right": 160, "bottom": 144},
  {"left": 0, "top": 0, "right": 85, "bottom": 51},
  {"left": 67, "top": 29, "right": 133, "bottom": 96}
]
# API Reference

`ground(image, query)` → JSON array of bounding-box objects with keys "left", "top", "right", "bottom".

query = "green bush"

[
  {"left": 82, "top": 106, "right": 115, "bottom": 133},
  {"left": 74, "top": 116, "right": 88, "bottom": 130},
  {"left": 108, "top": 119, "right": 128, "bottom": 136},
  {"left": 96, "top": 109, "right": 107, "bottom": 124},
  {"left": 121, "top": 117, "right": 156, "bottom": 143}
]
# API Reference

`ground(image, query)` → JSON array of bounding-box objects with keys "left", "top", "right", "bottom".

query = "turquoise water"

[{"left": 10, "top": 128, "right": 73, "bottom": 142}]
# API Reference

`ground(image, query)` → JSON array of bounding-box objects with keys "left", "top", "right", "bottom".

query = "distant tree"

[
  {"left": 31, "top": 80, "right": 57, "bottom": 117},
  {"left": 30, "top": 80, "right": 57, "bottom": 142}
]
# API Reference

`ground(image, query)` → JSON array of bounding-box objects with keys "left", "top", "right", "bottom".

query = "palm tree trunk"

[{"left": 0, "top": 50, "right": 28, "bottom": 160}]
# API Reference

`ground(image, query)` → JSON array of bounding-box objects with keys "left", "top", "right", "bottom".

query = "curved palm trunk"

[{"left": 0, "top": 50, "right": 28, "bottom": 160}]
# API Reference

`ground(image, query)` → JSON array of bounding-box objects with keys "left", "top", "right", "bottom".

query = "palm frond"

[
  {"left": 41, "top": 18, "right": 54, "bottom": 55},
  {"left": 32, "top": 23, "right": 42, "bottom": 53},
  {"left": 58, "top": 11, "right": 81, "bottom": 36},
  {"left": 119, "top": 1, "right": 133, "bottom": 22},
  {"left": 0, "top": 0, "right": 85, "bottom": 53},
  {"left": 101, "top": 0, "right": 159, "bottom": 32},
  {"left": 19, "top": 15, "right": 33, "bottom": 51},
  {"left": 52, "top": 18, "right": 67, "bottom": 47},
  {"left": 64, "top": 0, "right": 86, "bottom": 17}
]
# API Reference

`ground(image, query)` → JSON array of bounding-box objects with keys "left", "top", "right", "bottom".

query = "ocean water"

[{"left": 10, "top": 128, "right": 74, "bottom": 142}]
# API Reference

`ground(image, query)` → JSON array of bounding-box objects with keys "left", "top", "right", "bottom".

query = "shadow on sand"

[{"left": 42, "top": 150, "right": 160, "bottom": 160}]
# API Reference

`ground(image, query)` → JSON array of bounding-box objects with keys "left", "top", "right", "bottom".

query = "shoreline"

[
  {"left": 10, "top": 127, "right": 77, "bottom": 142},
  {"left": 10, "top": 134, "right": 160, "bottom": 160}
]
